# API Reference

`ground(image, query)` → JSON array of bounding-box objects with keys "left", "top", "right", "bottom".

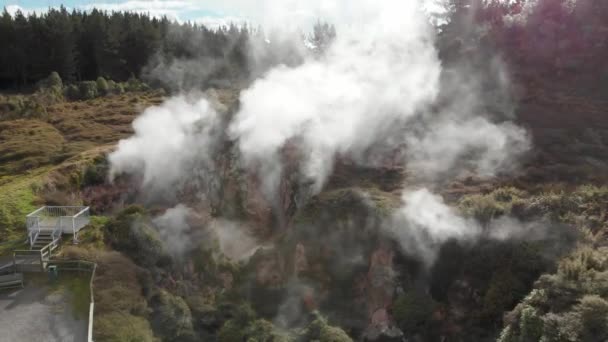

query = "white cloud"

[
  {"left": 193, "top": 16, "right": 249, "bottom": 29},
  {"left": 82, "top": 0, "right": 196, "bottom": 21},
  {"left": 4, "top": 4, "right": 51, "bottom": 17}
]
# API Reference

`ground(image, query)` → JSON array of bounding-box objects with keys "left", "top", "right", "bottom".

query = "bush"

[
  {"left": 82, "top": 156, "right": 109, "bottom": 187},
  {"left": 126, "top": 76, "right": 151, "bottom": 92},
  {"left": 104, "top": 206, "right": 170, "bottom": 268},
  {"left": 79, "top": 81, "right": 99, "bottom": 100},
  {"left": 65, "top": 84, "right": 80, "bottom": 100},
  {"left": 393, "top": 291, "right": 436, "bottom": 334},
  {"left": 47, "top": 72, "right": 63, "bottom": 89},
  {"left": 519, "top": 306, "right": 543, "bottom": 342},
  {"left": 96, "top": 77, "right": 109, "bottom": 96},
  {"left": 38, "top": 71, "right": 63, "bottom": 92},
  {"left": 319, "top": 325, "right": 352, "bottom": 342},
  {"left": 106, "top": 80, "right": 123, "bottom": 94},
  {"left": 244, "top": 319, "right": 293, "bottom": 342},
  {"left": 130, "top": 220, "right": 171, "bottom": 267},
  {"left": 300, "top": 312, "right": 353, "bottom": 342},
  {"left": 104, "top": 205, "right": 145, "bottom": 245},
  {"left": 95, "top": 313, "right": 156, "bottom": 342},
  {"left": 151, "top": 290, "right": 196, "bottom": 341},
  {"left": 576, "top": 295, "right": 608, "bottom": 340}
]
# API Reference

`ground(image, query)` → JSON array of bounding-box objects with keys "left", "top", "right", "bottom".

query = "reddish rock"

[
  {"left": 366, "top": 245, "right": 396, "bottom": 317},
  {"left": 294, "top": 243, "right": 309, "bottom": 276}
]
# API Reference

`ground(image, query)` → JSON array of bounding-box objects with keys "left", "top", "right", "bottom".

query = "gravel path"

[{"left": 0, "top": 282, "right": 87, "bottom": 342}]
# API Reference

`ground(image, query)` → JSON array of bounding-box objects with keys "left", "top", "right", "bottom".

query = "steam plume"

[{"left": 109, "top": 0, "right": 531, "bottom": 267}]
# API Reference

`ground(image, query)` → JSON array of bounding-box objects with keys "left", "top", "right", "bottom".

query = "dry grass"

[
  {"left": 0, "top": 91, "right": 163, "bottom": 179},
  {"left": 0, "top": 91, "right": 164, "bottom": 250}
]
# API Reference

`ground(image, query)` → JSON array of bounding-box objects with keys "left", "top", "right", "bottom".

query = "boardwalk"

[{"left": 0, "top": 282, "right": 87, "bottom": 342}]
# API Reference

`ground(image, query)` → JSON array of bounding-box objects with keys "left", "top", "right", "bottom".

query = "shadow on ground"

[{"left": 0, "top": 277, "right": 87, "bottom": 342}]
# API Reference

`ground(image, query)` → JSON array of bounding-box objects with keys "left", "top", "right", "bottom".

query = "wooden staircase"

[
  {"left": 31, "top": 231, "right": 54, "bottom": 250},
  {"left": 13, "top": 234, "right": 60, "bottom": 273}
]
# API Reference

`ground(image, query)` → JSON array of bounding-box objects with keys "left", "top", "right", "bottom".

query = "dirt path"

[{"left": 0, "top": 281, "right": 87, "bottom": 342}]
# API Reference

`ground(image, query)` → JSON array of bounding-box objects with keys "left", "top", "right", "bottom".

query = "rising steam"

[{"left": 108, "top": 0, "right": 530, "bottom": 265}]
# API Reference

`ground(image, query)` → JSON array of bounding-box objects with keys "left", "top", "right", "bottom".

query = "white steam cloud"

[
  {"left": 210, "top": 220, "right": 260, "bottom": 261},
  {"left": 388, "top": 188, "right": 553, "bottom": 267},
  {"left": 229, "top": 0, "right": 441, "bottom": 194},
  {"left": 109, "top": 95, "right": 222, "bottom": 194},
  {"left": 388, "top": 189, "right": 480, "bottom": 267},
  {"left": 153, "top": 204, "right": 196, "bottom": 256},
  {"left": 108, "top": 0, "right": 531, "bottom": 266}
]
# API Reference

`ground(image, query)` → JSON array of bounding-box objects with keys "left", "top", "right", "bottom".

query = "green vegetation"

[
  {"left": 95, "top": 313, "right": 157, "bottom": 342},
  {"left": 298, "top": 312, "right": 352, "bottom": 342},
  {"left": 498, "top": 227, "right": 608, "bottom": 341},
  {"left": 104, "top": 206, "right": 171, "bottom": 268},
  {"left": 52, "top": 274, "right": 91, "bottom": 319},
  {"left": 1, "top": 2, "right": 608, "bottom": 339},
  {"left": 92, "top": 251, "right": 154, "bottom": 341},
  {"left": 458, "top": 187, "right": 526, "bottom": 224},
  {"left": 0, "top": 169, "right": 44, "bottom": 246},
  {"left": 295, "top": 187, "right": 399, "bottom": 224},
  {"left": 393, "top": 291, "right": 437, "bottom": 335},
  {"left": 78, "top": 216, "right": 109, "bottom": 249},
  {"left": 151, "top": 290, "right": 196, "bottom": 341}
]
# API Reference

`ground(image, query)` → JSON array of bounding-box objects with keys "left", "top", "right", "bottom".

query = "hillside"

[
  {"left": 0, "top": 90, "right": 164, "bottom": 246},
  {"left": 1, "top": 1, "right": 608, "bottom": 342},
  {"left": 0, "top": 77, "right": 605, "bottom": 341}
]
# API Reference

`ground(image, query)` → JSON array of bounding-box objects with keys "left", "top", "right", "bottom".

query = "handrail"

[
  {"left": 51, "top": 218, "right": 62, "bottom": 243},
  {"left": 26, "top": 207, "right": 46, "bottom": 217},
  {"left": 74, "top": 207, "right": 90, "bottom": 218}
]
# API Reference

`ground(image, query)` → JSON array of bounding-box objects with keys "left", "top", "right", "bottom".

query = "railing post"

[
  {"left": 39, "top": 250, "right": 44, "bottom": 272},
  {"left": 72, "top": 217, "right": 77, "bottom": 244}
]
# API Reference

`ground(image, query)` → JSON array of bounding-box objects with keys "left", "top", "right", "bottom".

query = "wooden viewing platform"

[{"left": 26, "top": 206, "right": 90, "bottom": 247}]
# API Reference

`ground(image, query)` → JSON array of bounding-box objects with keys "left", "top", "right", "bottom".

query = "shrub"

[
  {"left": 576, "top": 295, "right": 608, "bottom": 340},
  {"left": 82, "top": 156, "right": 109, "bottom": 188},
  {"left": 130, "top": 220, "right": 171, "bottom": 267},
  {"left": 319, "top": 325, "right": 352, "bottom": 342},
  {"left": 126, "top": 76, "right": 151, "bottom": 92},
  {"left": 106, "top": 80, "right": 121, "bottom": 94},
  {"left": 65, "top": 84, "right": 80, "bottom": 100},
  {"left": 35, "top": 72, "right": 64, "bottom": 103},
  {"left": 300, "top": 312, "right": 353, "bottom": 342},
  {"left": 95, "top": 313, "right": 156, "bottom": 342},
  {"left": 38, "top": 71, "right": 63, "bottom": 91},
  {"left": 48, "top": 71, "right": 63, "bottom": 87},
  {"left": 96, "top": 77, "right": 109, "bottom": 96},
  {"left": 104, "top": 205, "right": 145, "bottom": 245},
  {"left": 78, "top": 81, "right": 99, "bottom": 100},
  {"left": 151, "top": 290, "right": 196, "bottom": 341},
  {"left": 19, "top": 97, "right": 48, "bottom": 118},
  {"left": 104, "top": 206, "right": 170, "bottom": 267},
  {"left": 96, "top": 284, "right": 148, "bottom": 315},
  {"left": 519, "top": 306, "right": 543, "bottom": 342},
  {"left": 114, "top": 82, "right": 125, "bottom": 94},
  {"left": 244, "top": 319, "right": 293, "bottom": 342},
  {"left": 393, "top": 291, "right": 436, "bottom": 334}
]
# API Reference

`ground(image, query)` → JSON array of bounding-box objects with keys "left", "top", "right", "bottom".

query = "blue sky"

[
  {"left": 1, "top": 0, "right": 451, "bottom": 29},
  {"left": 1, "top": 0, "right": 245, "bottom": 27}
]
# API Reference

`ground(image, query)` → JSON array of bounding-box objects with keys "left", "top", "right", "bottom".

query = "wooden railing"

[
  {"left": 13, "top": 238, "right": 60, "bottom": 272},
  {"left": 26, "top": 206, "right": 91, "bottom": 245},
  {"left": 12, "top": 249, "right": 46, "bottom": 272}
]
